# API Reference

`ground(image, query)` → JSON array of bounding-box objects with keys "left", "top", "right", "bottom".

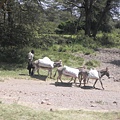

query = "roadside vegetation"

[
  {"left": 0, "top": 30, "right": 119, "bottom": 79},
  {"left": 0, "top": 104, "right": 120, "bottom": 120}
]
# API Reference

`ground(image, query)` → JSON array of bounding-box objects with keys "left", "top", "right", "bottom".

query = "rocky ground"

[{"left": 0, "top": 48, "right": 120, "bottom": 111}]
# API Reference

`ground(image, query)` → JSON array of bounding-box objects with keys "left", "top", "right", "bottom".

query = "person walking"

[{"left": 27, "top": 50, "right": 34, "bottom": 75}]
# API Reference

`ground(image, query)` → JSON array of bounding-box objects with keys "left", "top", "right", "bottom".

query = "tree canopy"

[{"left": 0, "top": 0, "right": 119, "bottom": 49}]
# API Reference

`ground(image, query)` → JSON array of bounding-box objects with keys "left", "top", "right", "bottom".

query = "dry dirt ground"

[{"left": 0, "top": 48, "right": 120, "bottom": 111}]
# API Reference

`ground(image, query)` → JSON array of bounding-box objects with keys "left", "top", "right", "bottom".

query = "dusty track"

[{"left": 0, "top": 48, "right": 120, "bottom": 111}]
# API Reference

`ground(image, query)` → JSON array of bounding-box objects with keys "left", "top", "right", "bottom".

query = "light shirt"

[{"left": 28, "top": 52, "right": 34, "bottom": 61}]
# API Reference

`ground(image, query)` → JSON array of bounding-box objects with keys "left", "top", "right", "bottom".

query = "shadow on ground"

[
  {"left": 31, "top": 75, "right": 47, "bottom": 81},
  {"left": 19, "top": 73, "right": 29, "bottom": 76},
  {"left": 80, "top": 86, "right": 93, "bottom": 89},
  {"left": 50, "top": 82, "right": 73, "bottom": 87},
  {"left": 107, "top": 60, "right": 120, "bottom": 66},
  {"left": 19, "top": 74, "right": 47, "bottom": 81},
  {"left": 80, "top": 85, "right": 102, "bottom": 90}
]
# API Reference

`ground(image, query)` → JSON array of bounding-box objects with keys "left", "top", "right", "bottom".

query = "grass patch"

[
  {"left": 0, "top": 45, "right": 100, "bottom": 80},
  {"left": 0, "top": 104, "right": 120, "bottom": 120},
  {"left": 85, "top": 60, "right": 100, "bottom": 69},
  {"left": 34, "top": 47, "right": 85, "bottom": 68},
  {"left": 0, "top": 44, "right": 100, "bottom": 80},
  {"left": 0, "top": 62, "right": 29, "bottom": 79}
]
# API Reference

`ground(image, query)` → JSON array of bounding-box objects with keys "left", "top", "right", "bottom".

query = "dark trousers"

[{"left": 27, "top": 60, "right": 33, "bottom": 75}]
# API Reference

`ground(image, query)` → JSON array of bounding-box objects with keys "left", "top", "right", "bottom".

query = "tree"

[
  {"left": 92, "top": 0, "right": 115, "bottom": 37},
  {"left": 59, "top": 0, "right": 120, "bottom": 37}
]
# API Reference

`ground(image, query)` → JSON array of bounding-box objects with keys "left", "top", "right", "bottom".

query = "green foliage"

[
  {"left": 76, "top": 32, "right": 99, "bottom": 49},
  {"left": 32, "top": 34, "right": 76, "bottom": 50},
  {"left": 96, "top": 30, "right": 120, "bottom": 47},
  {"left": 32, "top": 36, "right": 54, "bottom": 50},
  {"left": 0, "top": 25, "right": 33, "bottom": 48},
  {"left": 0, "top": 47, "right": 28, "bottom": 64},
  {"left": 85, "top": 60, "right": 100, "bottom": 69},
  {"left": 99, "top": 33, "right": 113, "bottom": 46},
  {"left": 58, "top": 46, "right": 67, "bottom": 52},
  {"left": 0, "top": 30, "right": 120, "bottom": 65},
  {"left": 39, "top": 22, "right": 58, "bottom": 34},
  {"left": 115, "top": 20, "right": 120, "bottom": 29},
  {"left": 57, "top": 20, "right": 76, "bottom": 34},
  {"left": 34, "top": 47, "right": 84, "bottom": 68}
]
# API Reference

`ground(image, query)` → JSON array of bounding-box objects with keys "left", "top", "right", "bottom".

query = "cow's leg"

[
  {"left": 56, "top": 71, "right": 62, "bottom": 82},
  {"left": 37, "top": 69, "right": 40, "bottom": 75},
  {"left": 74, "top": 78, "right": 76, "bottom": 84},
  {"left": 83, "top": 78, "right": 86, "bottom": 86},
  {"left": 93, "top": 79, "right": 98, "bottom": 88},
  {"left": 57, "top": 75, "right": 62, "bottom": 82},
  {"left": 79, "top": 78, "right": 82, "bottom": 87},
  {"left": 57, "top": 76, "right": 60, "bottom": 82},
  {"left": 86, "top": 78, "right": 89, "bottom": 84},
  {"left": 79, "top": 73, "right": 83, "bottom": 87},
  {"left": 49, "top": 69, "right": 52, "bottom": 78},
  {"left": 59, "top": 76, "right": 63, "bottom": 82},
  {"left": 47, "top": 69, "right": 49, "bottom": 77},
  {"left": 68, "top": 77, "right": 73, "bottom": 83},
  {"left": 79, "top": 76, "right": 82, "bottom": 87},
  {"left": 57, "top": 76, "right": 59, "bottom": 82},
  {"left": 56, "top": 72, "right": 60, "bottom": 82},
  {"left": 99, "top": 78, "right": 104, "bottom": 90},
  {"left": 31, "top": 65, "right": 38, "bottom": 76},
  {"left": 47, "top": 69, "right": 52, "bottom": 78},
  {"left": 79, "top": 73, "right": 86, "bottom": 87}
]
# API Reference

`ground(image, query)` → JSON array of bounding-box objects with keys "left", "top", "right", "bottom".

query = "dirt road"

[{"left": 0, "top": 48, "right": 120, "bottom": 111}]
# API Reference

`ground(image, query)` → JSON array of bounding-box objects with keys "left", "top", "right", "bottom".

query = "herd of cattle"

[{"left": 29, "top": 57, "right": 110, "bottom": 90}]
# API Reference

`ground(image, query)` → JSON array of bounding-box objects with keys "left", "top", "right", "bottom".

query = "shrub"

[
  {"left": 76, "top": 34, "right": 99, "bottom": 49},
  {"left": 85, "top": 60, "right": 100, "bottom": 68},
  {"left": 96, "top": 31, "right": 120, "bottom": 48},
  {"left": 32, "top": 35, "right": 74, "bottom": 49}
]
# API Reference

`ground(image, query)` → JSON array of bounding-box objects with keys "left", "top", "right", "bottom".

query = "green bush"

[
  {"left": 1, "top": 30, "right": 119, "bottom": 65},
  {"left": 85, "top": 60, "right": 100, "bottom": 68},
  {"left": 76, "top": 34, "right": 99, "bottom": 49},
  {"left": 96, "top": 31, "right": 120, "bottom": 48},
  {"left": 58, "top": 46, "right": 68, "bottom": 52},
  {"left": 0, "top": 47, "right": 28, "bottom": 64}
]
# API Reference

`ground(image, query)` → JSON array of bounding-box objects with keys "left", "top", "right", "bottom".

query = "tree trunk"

[
  {"left": 85, "top": 12, "right": 91, "bottom": 36},
  {"left": 84, "top": 0, "right": 93, "bottom": 36},
  {"left": 92, "top": 0, "right": 113, "bottom": 38}
]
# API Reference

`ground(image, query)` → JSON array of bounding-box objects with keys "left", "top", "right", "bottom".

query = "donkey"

[
  {"left": 68, "top": 66, "right": 86, "bottom": 84},
  {"left": 31, "top": 59, "right": 62, "bottom": 78},
  {"left": 79, "top": 67, "right": 110, "bottom": 89},
  {"left": 53, "top": 66, "right": 81, "bottom": 83}
]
